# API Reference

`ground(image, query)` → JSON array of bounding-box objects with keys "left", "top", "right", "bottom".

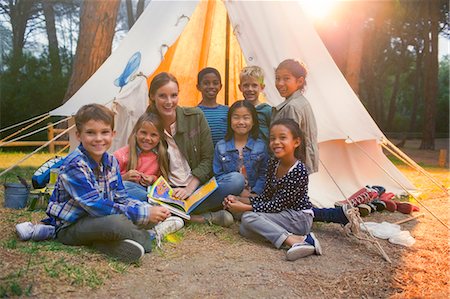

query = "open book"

[{"left": 147, "top": 176, "right": 218, "bottom": 220}]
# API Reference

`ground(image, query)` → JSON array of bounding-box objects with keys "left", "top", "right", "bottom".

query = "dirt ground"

[{"left": 1, "top": 141, "right": 449, "bottom": 298}]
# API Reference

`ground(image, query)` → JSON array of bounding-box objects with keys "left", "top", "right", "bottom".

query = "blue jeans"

[
  {"left": 123, "top": 181, "right": 148, "bottom": 202},
  {"left": 192, "top": 172, "right": 245, "bottom": 214},
  {"left": 312, "top": 207, "right": 348, "bottom": 225}
]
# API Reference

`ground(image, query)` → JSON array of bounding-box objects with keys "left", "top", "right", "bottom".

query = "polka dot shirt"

[{"left": 250, "top": 157, "right": 312, "bottom": 213}]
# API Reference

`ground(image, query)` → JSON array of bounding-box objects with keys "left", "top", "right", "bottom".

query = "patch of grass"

[
  {"left": 45, "top": 258, "right": 104, "bottom": 288},
  {"left": 108, "top": 261, "right": 130, "bottom": 274},
  {"left": 2, "top": 237, "right": 17, "bottom": 249}
]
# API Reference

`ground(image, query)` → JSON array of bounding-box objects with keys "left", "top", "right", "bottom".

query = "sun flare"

[{"left": 298, "top": 0, "right": 337, "bottom": 20}]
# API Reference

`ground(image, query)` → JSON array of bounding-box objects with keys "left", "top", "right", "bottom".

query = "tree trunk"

[
  {"left": 8, "top": 0, "right": 37, "bottom": 76},
  {"left": 420, "top": 2, "right": 439, "bottom": 150},
  {"left": 136, "top": 0, "right": 146, "bottom": 20},
  {"left": 126, "top": 0, "right": 135, "bottom": 29},
  {"left": 386, "top": 72, "right": 401, "bottom": 131},
  {"left": 42, "top": 0, "right": 61, "bottom": 78},
  {"left": 63, "top": 0, "right": 121, "bottom": 102},
  {"left": 344, "top": 5, "right": 365, "bottom": 96},
  {"left": 410, "top": 46, "right": 423, "bottom": 133}
]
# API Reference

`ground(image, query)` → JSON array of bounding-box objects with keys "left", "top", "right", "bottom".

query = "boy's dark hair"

[
  {"left": 270, "top": 118, "right": 306, "bottom": 161},
  {"left": 146, "top": 72, "right": 179, "bottom": 114},
  {"left": 225, "top": 100, "right": 259, "bottom": 141},
  {"left": 75, "top": 104, "right": 115, "bottom": 132},
  {"left": 276, "top": 59, "right": 308, "bottom": 91},
  {"left": 197, "top": 67, "right": 222, "bottom": 85}
]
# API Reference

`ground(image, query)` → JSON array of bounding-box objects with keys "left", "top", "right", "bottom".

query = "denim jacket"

[{"left": 213, "top": 137, "right": 268, "bottom": 194}]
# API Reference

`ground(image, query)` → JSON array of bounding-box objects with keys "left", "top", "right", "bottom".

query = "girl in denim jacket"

[{"left": 213, "top": 100, "right": 269, "bottom": 198}]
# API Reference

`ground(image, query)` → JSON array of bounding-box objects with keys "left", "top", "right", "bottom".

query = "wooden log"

[
  {"left": 438, "top": 149, "right": 447, "bottom": 168},
  {"left": 48, "top": 122, "right": 55, "bottom": 154},
  {"left": 394, "top": 213, "right": 425, "bottom": 225}
]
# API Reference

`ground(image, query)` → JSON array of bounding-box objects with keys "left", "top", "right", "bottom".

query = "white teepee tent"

[{"left": 49, "top": 0, "right": 416, "bottom": 207}]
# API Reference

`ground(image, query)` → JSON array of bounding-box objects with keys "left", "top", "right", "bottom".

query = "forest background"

[{"left": 0, "top": 0, "right": 448, "bottom": 150}]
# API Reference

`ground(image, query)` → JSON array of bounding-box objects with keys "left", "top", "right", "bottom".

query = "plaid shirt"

[{"left": 46, "top": 144, "right": 150, "bottom": 226}]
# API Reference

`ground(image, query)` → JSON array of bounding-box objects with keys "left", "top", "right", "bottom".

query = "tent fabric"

[
  {"left": 110, "top": 75, "right": 149, "bottom": 152},
  {"left": 309, "top": 140, "right": 414, "bottom": 207},
  {"left": 225, "top": 1, "right": 383, "bottom": 143},
  {"left": 48, "top": 0, "right": 416, "bottom": 207},
  {"left": 146, "top": 0, "right": 245, "bottom": 106},
  {"left": 50, "top": 1, "right": 199, "bottom": 116}
]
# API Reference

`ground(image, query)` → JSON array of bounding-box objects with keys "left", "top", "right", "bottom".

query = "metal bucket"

[{"left": 3, "top": 182, "right": 30, "bottom": 209}]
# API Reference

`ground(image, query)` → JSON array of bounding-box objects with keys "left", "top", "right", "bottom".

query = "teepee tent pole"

[
  {"left": 0, "top": 125, "right": 75, "bottom": 178},
  {"left": 382, "top": 138, "right": 448, "bottom": 193},
  {"left": 0, "top": 114, "right": 51, "bottom": 144},
  {"left": 349, "top": 138, "right": 449, "bottom": 230}
]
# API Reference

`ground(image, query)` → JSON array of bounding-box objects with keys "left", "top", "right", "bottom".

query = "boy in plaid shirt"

[{"left": 46, "top": 104, "right": 175, "bottom": 263}]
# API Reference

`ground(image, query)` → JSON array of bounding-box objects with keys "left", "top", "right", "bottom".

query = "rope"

[
  {"left": 0, "top": 113, "right": 49, "bottom": 133},
  {"left": 348, "top": 137, "right": 449, "bottom": 230},
  {"left": 0, "top": 117, "right": 71, "bottom": 147},
  {"left": 0, "top": 124, "right": 75, "bottom": 178},
  {"left": 56, "top": 143, "right": 71, "bottom": 156},
  {"left": 319, "top": 158, "right": 347, "bottom": 199},
  {"left": 381, "top": 137, "right": 448, "bottom": 193},
  {"left": 0, "top": 114, "right": 51, "bottom": 143}
]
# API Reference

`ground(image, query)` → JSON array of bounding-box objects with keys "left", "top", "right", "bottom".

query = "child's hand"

[
  {"left": 226, "top": 198, "right": 252, "bottom": 213},
  {"left": 172, "top": 187, "right": 192, "bottom": 200},
  {"left": 147, "top": 206, "right": 170, "bottom": 224},
  {"left": 123, "top": 170, "right": 142, "bottom": 183},
  {"left": 140, "top": 175, "right": 157, "bottom": 187},
  {"left": 223, "top": 195, "right": 237, "bottom": 208}
]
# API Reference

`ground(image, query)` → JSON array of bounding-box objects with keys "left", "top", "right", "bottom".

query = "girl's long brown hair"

[{"left": 127, "top": 112, "right": 169, "bottom": 180}]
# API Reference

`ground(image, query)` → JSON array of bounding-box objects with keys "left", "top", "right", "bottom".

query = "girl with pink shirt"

[{"left": 114, "top": 113, "right": 169, "bottom": 201}]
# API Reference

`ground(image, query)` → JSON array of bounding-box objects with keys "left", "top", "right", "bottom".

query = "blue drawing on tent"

[{"left": 114, "top": 52, "right": 141, "bottom": 88}]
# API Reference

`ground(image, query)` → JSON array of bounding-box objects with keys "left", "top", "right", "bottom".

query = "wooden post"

[
  {"left": 438, "top": 149, "right": 447, "bottom": 168},
  {"left": 48, "top": 122, "right": 55, "bottom": 154}
]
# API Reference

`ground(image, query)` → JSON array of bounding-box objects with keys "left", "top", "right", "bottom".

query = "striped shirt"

[
  {"left": 46, "top": 144, "right": 150, "bottom": 226},
  {"left": 198, "top": 104, "right": 229, "bottom": 146}
]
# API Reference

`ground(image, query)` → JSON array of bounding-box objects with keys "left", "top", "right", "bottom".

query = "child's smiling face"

[
  {"left": 136, "top": 121, "right": 160, "bottom": 153},
  {"left": 76, "top": 120, "right": 115, "bottom": 163},
  {"left": 275, "top": 68, "right": 304, "bottom": 98},
  {"left": 231, "top": 106, "right": 254, "bottom": 138},
  {"left": 269, "top": 124, "right": 300, "bottom": 160},
  {"left": 197, "top": 72, "right": 222, "bottom": 102},
  {"left": 239, "top": 75, "right": 265, "bottom": 103}
]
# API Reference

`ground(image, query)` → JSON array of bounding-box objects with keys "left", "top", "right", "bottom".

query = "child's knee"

[{"left": 241, "top": 211, "right": 257, "bottom": 227}]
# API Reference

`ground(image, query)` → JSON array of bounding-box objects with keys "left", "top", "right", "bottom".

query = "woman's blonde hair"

[{"left": 127, "top": 112, "right": 169, "bottom": 180}]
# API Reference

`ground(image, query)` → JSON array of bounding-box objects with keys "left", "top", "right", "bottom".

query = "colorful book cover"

[{"left": 148, "top": 176, "right": 218, "bottom": 215}]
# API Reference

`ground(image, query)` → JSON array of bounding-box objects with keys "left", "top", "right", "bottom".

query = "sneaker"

[
  {"left": 31, "top": 224, "right": 55, "bottom": 241},
  {"left": 286, "top": 242, "right": 315, "bottom": 261},
  {"left": 16, "top": 222, "right": 34, "bottom": 241},
  {"left": 335, "top": 187, "right": 379, "bottom": 208},
  {"left": 304, "top": 232, "right": 323, "bottom": 255},
  {"left": 342, "top": 204, "right": 361, "bottom": 235},
  {"left": 93, "top": 239, "right": 144, "bottom": 263},
  {"left": 357, "top": 203, "right": 372, "bottom": 217},
  {"left": 370, "top": 199, "right": 386, "bottom": 212},
  {"left": 202, "top": 210, "right": 234, "bottom": 227},
  {"left": 154, "top": 216, "right": 184, "bottom": 239}
]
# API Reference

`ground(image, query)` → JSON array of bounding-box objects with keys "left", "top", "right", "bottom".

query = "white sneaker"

[
  {"left": 155, "top": 216, "right": 184, "bottom": 238},
  {"left": 16, "top": 222, "right": 35, "bottom": 241},
  {"left": 286, "top": 243, "right": 315, "bottom": 261}
]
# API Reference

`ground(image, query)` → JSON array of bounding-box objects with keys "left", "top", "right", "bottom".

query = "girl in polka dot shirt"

[{"left": 224, "top": 118, "right": 322, "bottom": 261}]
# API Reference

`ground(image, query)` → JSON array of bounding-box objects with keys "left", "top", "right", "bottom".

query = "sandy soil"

[{"left": 0, "top": 141, "right": 449, "bottom": 298}]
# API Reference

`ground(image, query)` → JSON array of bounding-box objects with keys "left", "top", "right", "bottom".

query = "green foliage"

[
  {"left": 437, "top": 56, "right": 449, "bottom": 133},
  {"left": 0, "top": 50, "right": 71, "bottom": 141}
]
